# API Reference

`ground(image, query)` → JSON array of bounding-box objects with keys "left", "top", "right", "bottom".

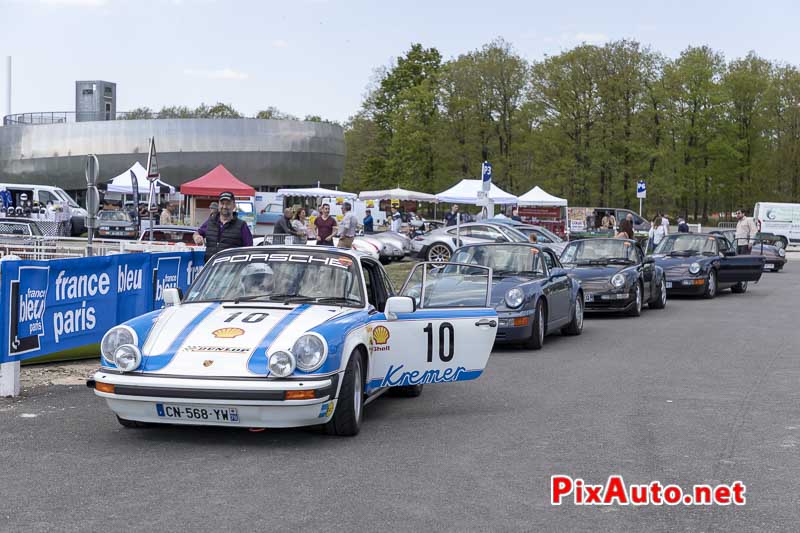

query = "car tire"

[
  {"left": 703, "top": 270, "right": 717, "bottom": 299},
  {"left": 116, "top": 416, "right": 153, "bottom": 429},
  {"left": 561, "top": 293, "right": 584, "bottom": 336},
  {"left": 776, "top": 238, "right": 787, "bottom": 250},
  {"left": 324, "top": 350, "right": 364, "bottom": 437},
  {"left": 426, "top": 243, "right": 452, "bottom": 263},
  {"left": 649, "top": 278, "right": 667, "bottom": 309},
  {"left": 627, "top": 282, "right": 643, "bottom": 317},
  {"left": 392, "top": 384, "right": 424, "bottom": 397},
  {"left": 523, "top": 299, "right": 546, "bottom": 350},
  {"left": 731, "top": 280, "right": 748, "bottom": 294}
]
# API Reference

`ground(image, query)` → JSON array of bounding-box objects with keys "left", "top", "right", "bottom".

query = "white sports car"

[{"left": 90, "top": 246, "right": 499, "bottom": 436}]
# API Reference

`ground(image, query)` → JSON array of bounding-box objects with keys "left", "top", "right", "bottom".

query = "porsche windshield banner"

[{"left": 0, "top": 251, "right": 205, "bottom": 364}]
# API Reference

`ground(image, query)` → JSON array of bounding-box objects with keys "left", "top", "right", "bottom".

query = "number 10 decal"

[{"left": 424, "top": 322, "right": 454, "bottom": 362}]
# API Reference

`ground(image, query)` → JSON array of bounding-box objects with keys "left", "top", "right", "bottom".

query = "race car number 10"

[{"left": 424, "top": 322, "right": 454, "bottom": 363}]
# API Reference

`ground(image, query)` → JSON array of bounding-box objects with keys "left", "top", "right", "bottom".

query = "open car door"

[
  {"left": 717, "top": 237, "right": 766, "bottom": 283},
  {"left": 365, "top": 262, "right": 498, "bottom": 392}
]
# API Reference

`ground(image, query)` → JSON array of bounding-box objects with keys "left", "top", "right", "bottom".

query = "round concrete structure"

[{"left": 0, "top": 118, "right": 345, "bottom": 191}]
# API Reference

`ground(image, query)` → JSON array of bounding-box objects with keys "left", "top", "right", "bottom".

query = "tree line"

[
  {"left": 343, "top": 39, "right": 800, "bottom": 221},
  {"left": 123, "top": 103, "right": 337, "bottom": 124}
]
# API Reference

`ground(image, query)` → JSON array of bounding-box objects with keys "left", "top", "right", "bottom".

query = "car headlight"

[
  {"left": 113, "top": 344, "right": 142, "bottom": 372},
  {"left": 778, "top": 248, "right": 786, "bottom": 257},
  {"left": 505, "top": 287, "right": 525, "bottom": 308},
  {"left": 101, "top": 326, "right": 137, "bottom": 364},
  {"left": 268, "top": 351, "right": 296, "bottom": 377},
  {"left": 689, "top": 262, "right": 701, "bottom": 275},
  {"left": 292, "top": 334, "right": 327, "bottom": 372},
  {"left": 611, "top": 273, "right": 626, "bottom": 288}
]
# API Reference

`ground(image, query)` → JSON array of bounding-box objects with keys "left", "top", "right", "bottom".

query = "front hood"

[
  {"left": 490, "top": 276, "right": 543, "bottom": 307},
  {"left": 139, "top": 302, "right": 352, "bottom": 376},
  {"left": 564, "top": 265, "right": 623, "bottom": 282}
]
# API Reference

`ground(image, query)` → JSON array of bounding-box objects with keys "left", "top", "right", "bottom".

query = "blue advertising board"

[{"left": 0, "top": 250, "right": 204, "bottom": 364}]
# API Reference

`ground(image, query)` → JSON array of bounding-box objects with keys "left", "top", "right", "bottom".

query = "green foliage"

[{"left": 344, "top": 39, "right": 800, "bottom": 220}]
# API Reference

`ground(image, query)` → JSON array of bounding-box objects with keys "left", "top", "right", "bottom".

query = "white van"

[
  {"left": 0, "top": 183, "right": 88, "bottom": 235},
  {"left": 753, "top": 202, "right": 800, "bottom": 249}
]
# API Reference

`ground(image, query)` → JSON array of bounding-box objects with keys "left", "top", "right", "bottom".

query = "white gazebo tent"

[
  {"left": 275, "top": 183, "right": 357, "bottom": 200},
  {"left": 436, "top": 179, "right": 518, "bottom": 205},
  {"left": 358, "top": 187, "right": 437, "bottom": 203},
  {"left": 517, "top": 185, "right": 567, "bottom": 206},
  {"left": 104, "top": 162, "right": 176, "bottom": 195}
]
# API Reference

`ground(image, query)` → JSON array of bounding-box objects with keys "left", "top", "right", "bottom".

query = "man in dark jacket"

[{"left": 193, "top": 191, "right": 253, "bottom": 262}]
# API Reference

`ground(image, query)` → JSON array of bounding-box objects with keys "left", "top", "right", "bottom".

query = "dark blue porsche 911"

[{"left": 445, "top": 243, "right": 585, "bottom": 350}]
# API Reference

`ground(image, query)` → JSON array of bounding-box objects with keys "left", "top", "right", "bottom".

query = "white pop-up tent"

[
  {"left": 359, "top": 187, "right": 437, "bottom": 203},
  {"left": 436, "top": 179, "right": 518, "bottom": 205},
  {"left": 276, "top": 185, "right": 357, "bottom": 200},
  {"left": 104, "top": 162, "right": 176, "bottom": 194},
  {"left": 517, "top": 185, "right": 567, "bottom": 206}
]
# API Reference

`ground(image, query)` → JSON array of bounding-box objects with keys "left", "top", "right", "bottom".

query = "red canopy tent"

[
  {"left": 180, "top": 164, "right": 255, "bottom": 196},
  {"left": 181, "top": 165, "right": 257, "bottom": 226}
]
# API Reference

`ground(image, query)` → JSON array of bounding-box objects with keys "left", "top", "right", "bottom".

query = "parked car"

[
  {"left": 139, "top": 225, "right": 199, "bottom": 246},
  {"left": 412, "top": 222, "right": 528, "bottom": 262},
  {"left": 403, "top": 243, "right": 583, "bottom": 349},
  {"left": 491, "top": 218, "right": 567, "bottom": 254},
  {"left": 651, "top": 234, "right": 764, "bottom": 298},
  {"left": 560, "top": 238, "right": 667, "bottom": 315},
  {"left": 89, "top": 246, "right": 498, "bottom": 436},
  {"left": 710, "top": 229, "right": 787, "bottom": 271},
  {"left": 369, "top": 231, "right": 411, "bottom": 263},
  {"left": 96, "top": 209, "right": 138, "bottom": 239}
]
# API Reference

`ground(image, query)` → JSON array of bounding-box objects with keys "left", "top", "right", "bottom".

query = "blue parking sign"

[{"left": 636, "top": 180, "right": 646, "bottom": 199}]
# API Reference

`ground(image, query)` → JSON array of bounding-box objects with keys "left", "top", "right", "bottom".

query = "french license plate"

[
  {"left": 584, "top": 293, "right": 594, "bottom": 302},
  {"left": 666, "top": 282, "right": 673, "bottom": 289},
  {"left": 155, "top": 403, "right": 239, "bottom": 423}
]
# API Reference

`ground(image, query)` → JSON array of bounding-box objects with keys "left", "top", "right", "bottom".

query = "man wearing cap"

[{"left": 193, "top": 191, "right": 253, "bottom": 262}]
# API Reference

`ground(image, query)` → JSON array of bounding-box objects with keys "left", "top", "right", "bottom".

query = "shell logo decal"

[
  {"left": 213, "top": 327, "right": 245, "bottom": 339},
  {"left": 372, "top": 325, "right": 390, "bottom": 345}
]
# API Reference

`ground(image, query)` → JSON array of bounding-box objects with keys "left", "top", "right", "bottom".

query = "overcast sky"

[{"left": 1, "top": 0, "right": 798, "bottom": 123}]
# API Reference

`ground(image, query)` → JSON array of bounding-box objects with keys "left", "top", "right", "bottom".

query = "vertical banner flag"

[{"left": 130, "top": 169, "right": 140, "bottom": 234}]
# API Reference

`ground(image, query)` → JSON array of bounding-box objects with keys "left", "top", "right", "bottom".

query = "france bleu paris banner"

[{"left": 0, "top": 250, "right": 204, "bottom": 364}]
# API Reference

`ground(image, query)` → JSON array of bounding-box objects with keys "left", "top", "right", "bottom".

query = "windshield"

[
  {"left": 654, "top": 235, "right": 717, "bottom": 255},
  {"left": 99, "top": 210, "right": 132, "bottom": 222},
  {"left": 451, "top": 244, "right": 544, "bottom": 276},
  {"left": 185, "top": 249, "right": 365, "bottom": 307},
  {"left": 561, "top": 239, "right": 638, "bottom": 265}
]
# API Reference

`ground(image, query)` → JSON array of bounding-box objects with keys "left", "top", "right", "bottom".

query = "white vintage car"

[{"left": 90, "top": 247, "right": 499, "bottom": 436}]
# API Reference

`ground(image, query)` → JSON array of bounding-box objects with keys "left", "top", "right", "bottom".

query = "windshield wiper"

[
  {"left": 314, "top": 296, "right": 363, "bottom": 306},
  {"left": 605, "top": 258, "right": 634, "bottom": 264},
  {"left": 668, "top": 250, "right": 693, "bottom": 257},
  {"left": 233, "top": 293, "right": 314, "bottom": 304}
]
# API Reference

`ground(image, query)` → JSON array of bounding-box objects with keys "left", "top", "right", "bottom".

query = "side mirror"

[
  {"left": 643, "top": 256, "right": 655, "bottom": 264},
  {"left": 549, "top": 267, "right": 568, "bottom": 278},
  {"left": 163, "top": 287, "right": 182, "bottom": 307},
  {"left": 385, "top": 296, "right": 416, "bottom": 320}
]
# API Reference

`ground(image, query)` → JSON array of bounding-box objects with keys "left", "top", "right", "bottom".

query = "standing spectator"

[
  {"left": 511, "top": 208, "right": 522, "bottom": 222},
  {"left": 734, "top": 209, "right": 758, "bottom": 254},
  {"left": 601, "top": 210, "right": 616, "bottom": 230},
  {"left": 337, "top": 202, "right": 358, "bottom": 249},
  {"left": 619, "top": 213, "right": 635, "bottom": 239},
  {"left": 274, "top": 207, "right": 302, "bottom": 243},
  {"left": 677, "top": 217, "right": 690, "bottom": 233},
  {"left": 444, "top": 204, "right": 460, "bottom": 227},
  {"left": 390, "top": 206, "right": 402, "bottom": 233},
  {"left": 648, "top": 213, "right": 667, "bottom": 252},
  {"left": 314, "top": 203, "right": 337, "bottom": 245},
  {"left": 193, "top": 191, "right": 253, "bottom": 263},
  {"left": 292, "top": 208, "right": 315, "bottom": 240},
  {"left": 160, "top": 202, "right": 176, "bottom": 225},
  {"left": 363, "top": 209, "right": 374, "bottom": 233}
]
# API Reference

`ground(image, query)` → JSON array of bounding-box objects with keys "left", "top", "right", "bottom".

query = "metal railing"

[{"left": 0, "top": 235, "right": 204, "bottom": 261}]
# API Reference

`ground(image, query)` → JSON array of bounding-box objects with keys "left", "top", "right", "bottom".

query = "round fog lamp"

[
  {"left": 113, "top": 344, "right": 142, "bottom": 372},
  {"left": 268, "top": 351, "right": 296, "bottom": 377},
  {"left": 688, "top": 262, "right": 701, "bottom": 275}
]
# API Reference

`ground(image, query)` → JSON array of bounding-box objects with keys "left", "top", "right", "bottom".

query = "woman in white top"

[
  {"left": 292, "top": 208, "right": 315, "bottom": 242},
  {"left": 648, "top": 213, "right": 667, "bottom": 252}
]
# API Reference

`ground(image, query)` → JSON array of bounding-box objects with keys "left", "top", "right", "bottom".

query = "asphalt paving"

[{"left": 2, "top": 262, "right": 799, "bottom": 532}]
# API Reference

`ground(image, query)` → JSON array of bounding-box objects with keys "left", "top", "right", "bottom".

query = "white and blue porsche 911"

[{"left": 90, "top": 246, "right": 499, "bottom": 436}]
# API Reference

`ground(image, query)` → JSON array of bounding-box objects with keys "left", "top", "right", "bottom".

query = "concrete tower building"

[{"left": 75, "top": 80, "right": 116, "bottom": 122}]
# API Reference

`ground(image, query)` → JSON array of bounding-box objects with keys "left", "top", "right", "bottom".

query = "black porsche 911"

[
  {"left": 560, "top": 238, "right": 667, "bottom": 316},
  {"left": 652, "top": 233, "right": 764, "bottom": 298}
]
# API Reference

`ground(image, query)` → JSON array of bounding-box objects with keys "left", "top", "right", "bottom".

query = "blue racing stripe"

[
  {"left": 141, "top": 303, "right": 219, "bottom": 371},
  {"left": 247, "top": 304, "right": 311, "bottom": 375}
]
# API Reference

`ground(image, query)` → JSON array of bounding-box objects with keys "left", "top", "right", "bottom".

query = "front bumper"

[
  {"left": 665, "top": 278, "right": 706, "bottom": 295},
  {"left": 583, "top": 290, "right": 635, "bottom": 312},
  {"left": 495, "top": 310, "right": 535, "bottom": 342},
  {"left": 90, "top": 371, "right": 340, "bottom": 428}
]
